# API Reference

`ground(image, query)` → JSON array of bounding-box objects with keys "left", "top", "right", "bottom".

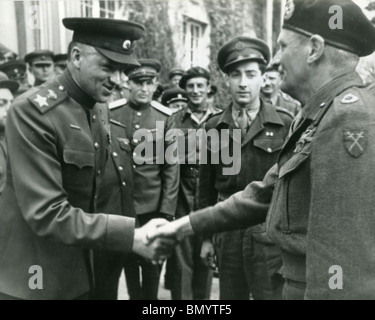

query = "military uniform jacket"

[
  {"left": 172, "top": 104, "right": 222, "bottom": 217},
  {"left": 275, "top": 92, "right": 301, "bottom": 117},
  {"left": 198, "top": 101, "right": 292, "bottom": 239},
  {"left": 190, "top": 72, "right": 375, "bottom": 299},
  {"left": 0, "top": 135, "right": 6, "bottom": 194},
  {"left": 0, "top": 70, "right": 135, "bottom": 300},
  {"left": 110, "top": 100, "right": 179, "bottom": 217}
]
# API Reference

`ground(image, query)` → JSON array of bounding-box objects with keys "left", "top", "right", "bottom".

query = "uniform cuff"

[
  {"left": 189, "top": 207, "right": 216, "bottom": 236},
  {"left": 105, "top": 215, "right": 135, "bottom": 252}
]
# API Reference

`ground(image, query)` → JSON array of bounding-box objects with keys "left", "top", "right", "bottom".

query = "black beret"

[
  {"left": 179, "top": 67, "right": 210, "bottom": 89},
  {"left": 168, "top": 68, "right": 184, "bottom": 79},
  {"left": 63, "top": 18, "right": 145, "bottom": 66},
  {"left": 282, "top": 0, "right": 375, "bottom": 57},
  {"left": 162, "top": 88, "right": 188, "bottom": 106},
  {"left": 0, "top": 60, "right": 27, "bottom": 79},
  {"left": 127, "top": 59, "right": 161, "bottom": 81},
  {"left": 53, "top": 53, "right": 67, "bottom": 66},
  {"left": 0, "top": 71, "right": 19, "bottom": 94},
  {"left": 24, "top": 50, "right": 54, "bottom": 65},
  {"left": 217, "top": 36, "right": 270, "bottom": 73}
]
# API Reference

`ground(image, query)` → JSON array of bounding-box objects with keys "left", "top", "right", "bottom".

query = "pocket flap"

[
  {"left": 254, "top": 138, "right": 284, "bottom": 153},
  {"left": 117, "top": 138, "right": 131, "bottom": 152},
  {"left": 63, "top": 149, "right": 94, "bottom": 169},
  {"left": 278, "top": 151, "right": 310, "bottom": 179}
]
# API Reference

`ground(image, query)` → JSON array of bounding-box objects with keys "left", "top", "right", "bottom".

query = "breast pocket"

[
  {"left": 62, "top": 149, "right": 95, "bottom": 187},
  {"left": 254, "top": 138, "right": 284, "bottom": 154}
]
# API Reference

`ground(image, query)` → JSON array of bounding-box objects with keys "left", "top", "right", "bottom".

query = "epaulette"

[
  {"left": 151, "top": 100, "right": 173, "bottom": 116},
  {"left": 28, "top": 82, "right": 69, "bottom": 114},
  {"left": 276, "top": 106, "right": 294, "bottom": 119},
  {"left": 109, "top": 98, "right": 127, "bottom": 110},
  {"left": 109, "top": 119, "right": 126, "bottom": 128}
]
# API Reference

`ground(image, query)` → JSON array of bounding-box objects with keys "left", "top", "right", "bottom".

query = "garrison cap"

[
  {"left": 218, "top": 36, "right": 270, "bottom": 73},
  {"left": 0, "top": 71, "right": 19, "bottom": 94},
  {"left": 179, "top": 67, "right": 210, "bottom": 89},
  {"left": 162, "top": 88, "right": 188, "bottom": 106},
  {"left": 24, "top": 50, "right": 54, "bottom": 66},
  {"left": 63, "top": 18, "right": 145, "bottom": 66},
  {"left": 0, "top": 60, "right": 27, "bottom": 80},
  {"left": 168, "top": 68, "right": 184, "bottom": 79},
  {"left": 282, "top": 0, "right": 375, "bottom": 57},
  {"left": 53, "top": 54, "right": 67, "bottom": 67},
  {"left": 127, "top": 59, "right": 161, "bottom": 81}
]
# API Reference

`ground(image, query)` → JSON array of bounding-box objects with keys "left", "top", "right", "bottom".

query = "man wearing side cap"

[
  {"left": 0, "top": 60, "right": 30, "bottom": 96},
  {"left": 110, "top": 59, "right": 179, "bottom": 300},
  {"left": 0, "top": 72, "right": 19, "bottom": 195},
  {"left": 24, "top": 50, "right": 55, "bottom": 87},
  {"left": 199, "top": 37, "right": 292, "bottom": 300},
  {"left": 162, "top": 87, "right": 188, "bottom": 114},
  {"left": 148, "top": 0, "right": 375, "bottom": 299},
  {"left": 168, "top": 68, "right": 184, "bottom": 88},
  {"left": 0, "top": 18, "right": 176, "bottom": 300},
  {"left": 167, "top": 67, "right": 221, "bottom": 300}
]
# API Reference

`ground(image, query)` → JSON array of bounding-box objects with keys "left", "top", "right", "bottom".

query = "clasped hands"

[{"left": 132, "top": 216, "right": 191, "bottom": 264}]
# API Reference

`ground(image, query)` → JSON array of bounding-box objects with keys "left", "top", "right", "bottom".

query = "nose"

[
  {"left": 109, "top": 70, "right": 121, "bottom": 87},
  {"left": 239, "top": 74, "right": 248, "bottom": 88}
]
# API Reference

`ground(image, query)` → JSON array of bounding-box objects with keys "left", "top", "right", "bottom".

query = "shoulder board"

[
  {"left": 27, "top": 82, "right": 69, "bottom": 114},
  {"left": 276, "top": 106, "right": 294, "bottom": 119},
  {"left": 109, "top": 119, "right": 127, "bottom": 128},
  {"left": 151, "top": 100, "right": 173, "bottom": 116},
  {"left": 109, "top": 98, "right": 127, "bottom": 110}
]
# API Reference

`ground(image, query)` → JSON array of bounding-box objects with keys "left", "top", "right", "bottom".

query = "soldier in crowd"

[
  {"left": 0, "top": 60, "right": 31, "bottom": 96},
  {"left": 148, "top": 0, "right": 375, "bottom": 300},
  {"left": 199, "top": 37, "right": 292, "bottom": 300},
  {"left": 261, "top": 55, "right": 301, "bottom": 117},
  {"left": 53, "top": 53, "right": 68, "bottom": 76},
  {"left": 24, "top": 49, "right": 55, "bottom": 87},
  {"left": 110, "top": 59, "right": 179, "bottom": 300},
  {"left": 0, "top": 71, "right": 19, "bottom": 195},
  {"left": 206, "top": 84, "right": 218, "bottom": 109},
  {"left": 169, "top": 67, "right": 221, "bottom": 300},
  {"left": 168, "top": 67, "right": 184, "bottom": 88},
  {"left": 0, "top": 17, "right": 176, "bottom": 300},
  {"left": 0, "top": 44, "right": 17, "bottom": 65},
  {"left": 161, "top": 87, "right": 188, "bottom": 114}
]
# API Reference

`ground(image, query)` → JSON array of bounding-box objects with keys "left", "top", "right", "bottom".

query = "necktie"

[{"left": 237, "top": 109, "right": 249, "bottom": 137}]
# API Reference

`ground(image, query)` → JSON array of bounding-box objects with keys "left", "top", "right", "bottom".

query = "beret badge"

[{"left": 284, "top": 0, "right": 295, "bottom": 21}]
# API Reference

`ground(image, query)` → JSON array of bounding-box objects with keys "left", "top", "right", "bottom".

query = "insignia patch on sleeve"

[
  {"left": 341, "top": 94, "right": 359, "bottom": 104},
  {"left": 343, "top": 130, "right": 367, "bottom": 158}
]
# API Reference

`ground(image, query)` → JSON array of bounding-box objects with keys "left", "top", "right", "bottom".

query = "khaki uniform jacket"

[
  {"left": 0, "top": 136, "right": 5, "bottom": 194},
  {"left": 0, "top": 70, "right": 135, "bottom": 300},
  {"left": 190, "top": 72, "right": 375, "bottom": 299}
]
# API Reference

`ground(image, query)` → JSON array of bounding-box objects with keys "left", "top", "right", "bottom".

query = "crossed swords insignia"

[{"left": 344, "top": 130, "right": 366, "bottom": 158}]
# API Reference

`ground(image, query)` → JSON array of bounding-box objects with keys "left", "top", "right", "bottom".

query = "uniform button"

[
  {"left": 97, "top": 170, "right": 101, "bottom": 175},
  {"left": 119, "top": 166, "right": 124, "bottom": 171},
  {"left": 133, "top": 152, "right": 136, "bottom": 157},
  {"left": 266, "top": 132, "right": 270, "bottom": 136},
  {"left": 133, "top": 165, "right": 136, "bottom": 169},
  {"left": 122, "top": 181, "right": 126, "bottom": 187},
  {"left": 267, "top": 148, "right": 272, "bottom": 153},
  {"left": 134, "top": 124, "right": 140, "bottom": 129},
  {"left": 113, "top": 152, "right": 118, "bottom": 157},
  {"left": 137, "top": 112, "right": 142, "bottom": 117},
  {"left": 94, "top": 142, "right": 99, "bottom": 149},
  {"left": 133, "top": 139, "right": 138, "bottom": 143},
  {"left": 58, "top": 85, "right": 65, "bottom": 91},
  {"left": 92, "top": 115, "right": 96, "bottom": 122},
  {"left": 270, "top": 132, "right": 274, "bottom": 136}
]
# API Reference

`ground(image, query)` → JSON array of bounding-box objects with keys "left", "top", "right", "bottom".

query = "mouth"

[{"left": 102, "top": 84, "right": 115, "bottom": 94}]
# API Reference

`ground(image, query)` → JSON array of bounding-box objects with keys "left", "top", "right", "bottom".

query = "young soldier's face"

[
  {"left": 129, "top": 77, "right": 158, "bottom": 106},
  {"left": 262, "top": 70, "right": 281, "bottom": 98},
  {"left": 185, "top": 77, "right": 210, "bottom": 107},
  {"left": 0, "top": 88, "right": 13, "bottom": 130},
  {"left": 30, "top": 63, "right": 54, "bottom": 82},
  {"left": 225, "top": 61, "right": 264, "bottom": 108}
]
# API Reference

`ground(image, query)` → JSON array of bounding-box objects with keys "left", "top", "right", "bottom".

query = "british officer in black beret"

[{"left": 0, "top": 18, "right": 176, "bottom": 300}]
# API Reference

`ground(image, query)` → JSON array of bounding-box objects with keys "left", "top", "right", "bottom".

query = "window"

[
  {"left": 182, "top": 17, "right": 205, "bottom": 68},
  {"left": 81, "top": 0, "right": 121, "bottom": 18}
]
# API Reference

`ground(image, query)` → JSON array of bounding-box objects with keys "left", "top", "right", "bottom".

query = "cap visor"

[{"left": 95, "top": 47, "right": 140, "bottom": 66}]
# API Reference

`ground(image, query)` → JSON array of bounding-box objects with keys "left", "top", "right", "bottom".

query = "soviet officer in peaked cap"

[
  {"left": 168, "top": 67, "right": 184, "bottom": 88},
  {"left": 24, "top": 49, "right": 55, "bottom": 87},
  {"left": 148, "top": 0, "right": 375, "bottom": 300},
  {"left": 110, "top": 58, "right": 179, "bottom": 299},
  {"left": 0, "top": 59, "right": 30, "bottom": 96},
  {"left": 0, "top": 18, "right": 176, "bottom": 300},
  {"left": 161, "top": 87, "right": 188, "bottom": 114}
]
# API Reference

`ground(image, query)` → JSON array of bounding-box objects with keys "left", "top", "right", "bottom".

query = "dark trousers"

[
  {"left": 282, "top": 279, "right": 306, "bottom": 300},
  {"left": 214, "top": 229, "right": 284, "bottom": 300},
  {"left": 92, "top": 250, "right": 125, "bottom": 300},
  {"left": 123, "top": 212, "right": 163, "bottom": 300},
  {"left": 170, "top": 234, "right": 213, "bottom": 300}
]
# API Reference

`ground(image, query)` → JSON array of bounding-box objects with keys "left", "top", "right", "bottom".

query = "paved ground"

[{"left": 117, "top": 263, "right": 219, "bottom": 300}]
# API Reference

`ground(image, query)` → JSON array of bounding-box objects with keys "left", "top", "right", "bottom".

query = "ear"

[
  {"left": 70, "top": 45, "right": 82, "bottom": 69},
  {"left": 307, "top": 35, "right": 325, "bottom": 64},
  {"left": 224, "top": 73, "right": 230, "bottom": 88}
]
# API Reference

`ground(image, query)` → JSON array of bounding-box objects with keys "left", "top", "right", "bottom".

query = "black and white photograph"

[{"left": 0, "top": 0, "right": 375, "bottom": 303}]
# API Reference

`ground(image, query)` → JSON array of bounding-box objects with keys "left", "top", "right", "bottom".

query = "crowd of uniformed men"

[{"left": 0, "top": 0, "right": 375, "bottom": 300}]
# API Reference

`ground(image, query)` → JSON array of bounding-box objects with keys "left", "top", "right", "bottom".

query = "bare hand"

[{"left": 200, "top": 239, "right": 217, "bottom": 269}]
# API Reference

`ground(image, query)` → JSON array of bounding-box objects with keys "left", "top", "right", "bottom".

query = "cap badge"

[
  {"left": 123, "top": 40, "right": 132, "bottom": 50},
  {"left": 34, "top": 94, "right": 49, "bottom": 108},
  {"left": 235, "top": 42, "right": 245, "bottom": 51},
  {"left": 177, "top": 94, "right": 182, "bottom": 99},
  {"left": 284, "top": 0, "right": 295, "bottom": 21}
]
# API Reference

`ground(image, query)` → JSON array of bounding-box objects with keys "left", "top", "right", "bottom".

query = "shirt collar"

[{"left": 184, "top": 103, "right": 221, "bottom": 125}]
